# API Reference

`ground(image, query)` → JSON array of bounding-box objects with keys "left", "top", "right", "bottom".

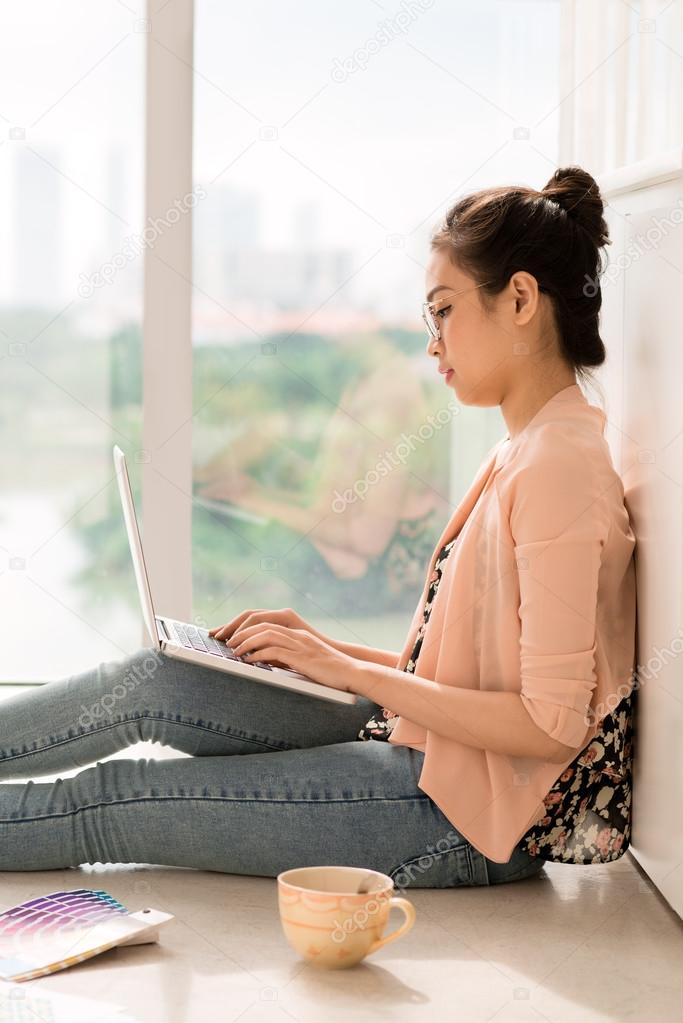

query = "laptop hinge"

[{"left": 156, "top": 617, "right": 170, "bottom": 641}]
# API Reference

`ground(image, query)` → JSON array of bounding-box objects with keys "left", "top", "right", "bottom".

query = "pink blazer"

[{"left": 388, "top": 383, "right": 637, "bottom": 863}]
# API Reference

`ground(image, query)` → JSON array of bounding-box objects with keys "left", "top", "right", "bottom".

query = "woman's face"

[{"left": 424, "top": 246, "right": 532, "bottom": 408}]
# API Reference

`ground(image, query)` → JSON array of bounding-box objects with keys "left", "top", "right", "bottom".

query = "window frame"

[{"left": 141, "top": 0, "right": 195, "bottom": 643}]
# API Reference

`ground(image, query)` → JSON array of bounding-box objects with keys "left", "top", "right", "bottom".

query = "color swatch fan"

[{"left": 0, "top": 889, "right": 173, "bottom": 982}]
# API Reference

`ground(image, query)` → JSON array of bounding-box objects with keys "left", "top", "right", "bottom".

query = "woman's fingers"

[
  {"left": 209, "top": 622, "right": 233, "bottom": 640},
  {"left": 209, "top": 612, "right": 251, "bottom": 640},
  {"left": 232, "top": 625, "right": 297, "bottom": 656},
  {"left": 209, "top": 608, "right": 292, "bottom": 641}
]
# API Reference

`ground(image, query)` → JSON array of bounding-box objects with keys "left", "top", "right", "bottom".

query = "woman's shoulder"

[
  {"left": 504, "top": 417, "right": 617, "bottom": 487},
  {"left": 492, "top": 419, "right": 621, "bottom": 536}
]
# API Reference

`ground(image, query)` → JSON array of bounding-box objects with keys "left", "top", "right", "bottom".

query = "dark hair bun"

[
  {"left": 430, "top": 164, "right": 611, "bottom": 380},
  {"left": 541, "top": 166, "right": 610, "bottom": 250}
]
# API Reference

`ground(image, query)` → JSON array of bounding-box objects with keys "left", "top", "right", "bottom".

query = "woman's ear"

[{"left": 510, "top": 271, "right": 539, "bottom": 325}]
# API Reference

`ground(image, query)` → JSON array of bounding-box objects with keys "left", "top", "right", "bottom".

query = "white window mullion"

[{"left": 141, "top": 0, "right": 194, "bottom": 642}]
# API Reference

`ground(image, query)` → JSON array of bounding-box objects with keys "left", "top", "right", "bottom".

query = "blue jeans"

[{"left": 0, "top": 648, "right": 546, "bottom": 887}]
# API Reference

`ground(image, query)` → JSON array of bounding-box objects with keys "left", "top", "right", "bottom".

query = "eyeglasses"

[{"left": 421, "top": 281, "right": 494, "bottom": 342}]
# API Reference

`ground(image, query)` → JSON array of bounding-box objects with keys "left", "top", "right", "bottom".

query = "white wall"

[{"left": 598, "top": 149, "right": 683, "bottom": 920}]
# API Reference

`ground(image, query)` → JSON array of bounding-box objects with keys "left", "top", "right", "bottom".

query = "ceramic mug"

[{"left": 277, "top": 865, "right": 416, "bottom": 969}]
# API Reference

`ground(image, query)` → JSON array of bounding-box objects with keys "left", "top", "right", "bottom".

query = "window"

[
  {"left": 190, "top": 0, "right": 561, "bottom": 645},
  {"left": 0, "top": 2, "right": 145, "bottom": 680},
  {"left": 1, "top": 0, "right": 561, "bottom": 680}
]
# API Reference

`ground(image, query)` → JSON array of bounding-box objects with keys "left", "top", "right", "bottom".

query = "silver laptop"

[{"left": 113, "top": 445, "right": 357, "bottom": 705}]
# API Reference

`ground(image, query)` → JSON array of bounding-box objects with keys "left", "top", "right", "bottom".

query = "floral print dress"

[
  {"left": 357, "top": 537, "right": 635, "bottom": 865},
  {"left": 357, "top": 538, "right": 457, "bottom": 742}
]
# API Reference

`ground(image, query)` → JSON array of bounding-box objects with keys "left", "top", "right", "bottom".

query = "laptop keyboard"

[{"left": 165, "top": 620, "right": 274, "bottom": 671}]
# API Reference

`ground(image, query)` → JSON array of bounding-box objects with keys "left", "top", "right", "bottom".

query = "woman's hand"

[
  {"left": 209, "top": 605, "right": 312, "bottom": 671},
  {"left": 209, "top": 607, "right": 318, "bottom": 645},
  {"left": 208, "top": 607, "right": 399, "bottom": 673},
  {"left": 208, "top": 605, "right": 357, "bottom": 687},
  {"left": 225, "top": 622, "right": 357, "bottom": 693}
]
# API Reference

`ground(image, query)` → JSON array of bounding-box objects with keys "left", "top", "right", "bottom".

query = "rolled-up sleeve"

[{"left": 509, "top": 441, "right": 610, "bottom": 751}]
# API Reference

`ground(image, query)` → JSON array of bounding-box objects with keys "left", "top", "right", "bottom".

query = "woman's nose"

[{"left": 425, "top": 333, "right": 440, "bottom": 357}]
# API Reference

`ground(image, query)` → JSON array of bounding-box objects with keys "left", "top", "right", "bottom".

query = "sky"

[{"left": 0, "top": 0, "right": 563, "bottom": 317}]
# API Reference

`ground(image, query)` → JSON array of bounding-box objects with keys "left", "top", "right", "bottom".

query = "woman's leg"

[
  {"left": 0, "top": 647, "right": 381, "bottom": 781},
  {"left": 0, "top": 737, "right": 544, "bottom": 886}
]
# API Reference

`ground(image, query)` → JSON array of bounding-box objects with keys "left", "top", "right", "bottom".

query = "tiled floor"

[{"left": 1, "top": 689, "right": 682, "bottom": 1022}]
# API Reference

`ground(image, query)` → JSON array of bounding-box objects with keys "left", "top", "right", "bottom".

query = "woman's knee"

[
  {"left": 76, "top": 647, "right": 172, "bottom": 729},
  {"left": 113, "top": 646, "right": 172, "bottom": 707}
]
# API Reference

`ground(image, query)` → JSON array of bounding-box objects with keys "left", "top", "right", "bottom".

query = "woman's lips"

[{"left": 440, "top": 368, "right": 453, "bottom": 381}]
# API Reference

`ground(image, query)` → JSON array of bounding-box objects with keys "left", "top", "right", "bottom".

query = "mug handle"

[{"left": 366, "top": 897, "right": 416, "bottom": 957}]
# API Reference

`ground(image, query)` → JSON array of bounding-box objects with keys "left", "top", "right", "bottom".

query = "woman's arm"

[
  {"left": 320, "top": 639, "right": 400, "bottom": 669},
  {"left": 305, "top": 620, "right": 400, "bottom": 668},
  {"left": 347, "top": 660, "right": 580, "bottom": 762}
]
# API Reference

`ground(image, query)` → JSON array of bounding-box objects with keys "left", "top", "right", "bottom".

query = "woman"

[{"left": 0, "top": 165, "right": 636, "bottom": 886}]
